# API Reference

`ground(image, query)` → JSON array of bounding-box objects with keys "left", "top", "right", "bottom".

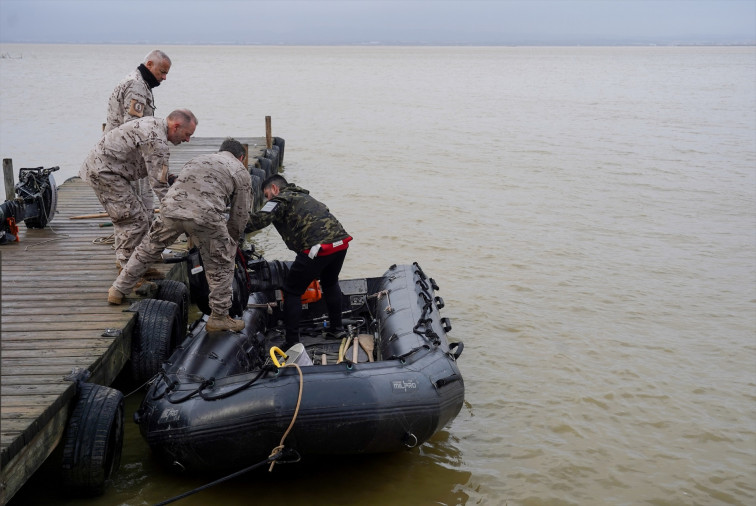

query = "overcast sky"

[{"left": 0, "top": 0, "right": 754, "bottom": 45}]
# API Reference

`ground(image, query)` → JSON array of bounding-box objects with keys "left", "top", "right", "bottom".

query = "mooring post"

[
  {"left": 265, "top": 116, "right": 272, "bottom": 150},
  {"left": 3, "top": 158, "right": 14, "bottom": 201}
]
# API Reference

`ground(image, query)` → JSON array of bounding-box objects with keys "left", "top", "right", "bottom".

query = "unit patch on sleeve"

[
  {"left": 128, "top": 99, "right": 145, "bottom": 118},
  {"left": 261, "top": 201, "right": 278, "bottom": 213}
]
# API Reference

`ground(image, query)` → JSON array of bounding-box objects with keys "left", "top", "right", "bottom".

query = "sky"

[{"left": 0, "top": 0, "right": 754, "bottom": 46}]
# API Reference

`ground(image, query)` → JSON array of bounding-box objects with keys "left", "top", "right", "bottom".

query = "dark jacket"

[{"left": 247, "top": 184, "right": 349, "bottom": 253}]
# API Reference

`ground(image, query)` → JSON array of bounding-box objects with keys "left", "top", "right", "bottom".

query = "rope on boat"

[
  {"left": 152, "top": 450, "right": 284, "bottom": 506},
  {"left": 269, "top": 362, "right": 304, "bottom": 472}
]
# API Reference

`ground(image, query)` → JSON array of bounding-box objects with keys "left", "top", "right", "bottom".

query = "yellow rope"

[{"left": 268, "top": 362, "right": 303, "bottom": 472}]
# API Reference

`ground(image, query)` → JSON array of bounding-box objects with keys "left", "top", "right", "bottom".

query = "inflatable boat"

[{"left": 134, "top": 258, "right": 464, "bottom": 472}]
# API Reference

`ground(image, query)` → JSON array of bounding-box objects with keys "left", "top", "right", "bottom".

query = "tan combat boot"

[
  {"left": 108, "top": 286, "right": 126, "bottom": 305},
  {"left": 143, "top": 267, "right": 165, "bottom": 280},
  {"left": 206, "top": 313, "right": 245, "bottom": 332}
]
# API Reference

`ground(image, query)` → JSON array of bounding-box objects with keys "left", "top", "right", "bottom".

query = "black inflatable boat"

[{"left": 135, "top": 259, "right": 464, "bottom": 472}]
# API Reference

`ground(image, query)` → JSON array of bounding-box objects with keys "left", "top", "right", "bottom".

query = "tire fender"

[
  {"left": 131, "top": 298, "right": 182, "bottom": 384},
  {"left": 155, "top": 279, "right": 189, "bottom": 332},
  {"left": 60, "top": 383, "right": 124, "bottom": 496}
]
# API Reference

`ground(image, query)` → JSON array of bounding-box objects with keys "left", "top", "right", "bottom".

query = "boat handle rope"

[
  {"left": 448, "top": 341, "right": 464, "bottom": 361},
  {"left": 159, "top": 365, "right": 277, "bottom": 404},
  {"left": 198, "top": 366, "right": 275, "bottom": 401},
  {"left": 413, "top": 270, "right": 443, "bottom": 346},
  {"left": 413, "top": 261, "right": 440, "bottom": 291},
  {"left": 388, "top": 344, "right": 431, "bottom": 361}
]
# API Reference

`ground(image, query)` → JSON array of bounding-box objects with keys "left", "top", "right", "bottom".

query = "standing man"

[
  {"left": 246, "top": 175, "right": 352, "bottom": 346},
  {"left": 80, "top": 109, "right": 197, "bottom": 271},
  {"left": 108, "top": 138, "right": 252, "bottom": 333},
  {"left": 104, "top": 50, "right": 172, "bottom": 231}
]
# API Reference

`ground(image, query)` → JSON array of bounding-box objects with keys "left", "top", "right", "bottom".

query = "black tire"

[
  {"left": 273, "top": 137, "right": 285, "bottom": 168},
  {"left": 155, "top": 279, "right": 189, "bottom": 331},
  {"left": 61, "top": 383, "right": 124, "bottom": 497},
  {"left": 131, "top": 299, "right": 182, "bottom": 384},
  {"left": 249, "top": 172, "right": 264, "bottom": 213},
  {"left": 264, "top": 148, "right": 279, "bottom": 174},
  {"left": 257, "top": 156, "right": 272, "bottom": 178}
]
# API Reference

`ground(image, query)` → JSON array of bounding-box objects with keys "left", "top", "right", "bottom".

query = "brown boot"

[
  {"left": 134, "top": 279, "right": 158, "bottom": 297},
  {"left": 206, "top": 313, "right": 245, "bottom": 332},
  {"left": 143, "top": 267, "right": 165, "bottom": 280},
  {"left": 108, "top": 286, "right": 126, "bottom": 305}
]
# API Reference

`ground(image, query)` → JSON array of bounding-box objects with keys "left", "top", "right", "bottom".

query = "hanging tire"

[
  {"left": 273, "top": 137, "right": 285, "bottom": 168},
  {"left": 60, "top": 383, "right": 124, "bottom": 497},
  {"left": 155, "top": 279, "right": 189, "bottom": 331},
  {"left": 131, "top": 298, "right": 182, "bottom": 384},
  {"left": 257, "top": 156, "right": 272, "bottom": 178}
]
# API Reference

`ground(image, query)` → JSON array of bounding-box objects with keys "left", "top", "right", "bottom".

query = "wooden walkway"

[{"left": 0, "top": 136, "right": 274, "bottom": 504}]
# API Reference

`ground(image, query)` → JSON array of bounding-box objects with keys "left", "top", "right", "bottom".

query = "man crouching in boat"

[
  {"left": 246, "top": 175, "right": 352, "bottom": 346},
  {"left": 108, "top": 138, "right": 252, "bottom": 333}
]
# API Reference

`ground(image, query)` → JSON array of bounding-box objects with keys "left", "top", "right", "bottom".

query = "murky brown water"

[{"left": 2, "top": 44, "right": 755, "bottom": 505}]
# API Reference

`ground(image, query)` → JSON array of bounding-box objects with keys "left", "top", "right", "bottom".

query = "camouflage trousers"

[
  {"left": 87, "top": 170, "right": 150, "bottom": 265},
  {"left": 113, "top": 215, "right": 236, "bottom": 315},
  {"left": 130, "top": 177, "right": 155, "bottom": 217}
]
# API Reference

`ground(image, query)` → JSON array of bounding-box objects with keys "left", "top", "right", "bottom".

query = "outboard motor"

[
  {"left": 247, "top": 258, "right": 290, "bottom": 292},
  {"left": 0, "top": 166, "right": 59, "bottom": 244}
]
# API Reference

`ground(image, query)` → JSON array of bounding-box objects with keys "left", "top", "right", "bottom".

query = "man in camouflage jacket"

[
  {"left": 105, "top": 50, "right": 172, "bottom": 220},
  {"left": 247, "top": 174, "right": 352, "bottom": 345},
  {"left": 109, "top": 138, "right": 252, "bottom": 333},
  {"left": 80, "top": 109, "right": 197, "bottom": 268}
]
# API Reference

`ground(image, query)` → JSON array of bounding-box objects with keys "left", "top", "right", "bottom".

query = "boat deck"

[{"left": 0, "top": 136, "right": 273, "bottom": 504}]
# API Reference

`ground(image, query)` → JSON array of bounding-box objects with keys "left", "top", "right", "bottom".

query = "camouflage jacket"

[
  {"left": 161, "top": 151, "right": 253, "bottom": 241},
  {"left": 79, "top": 116, "right": 171, "bottom": 201},
  {"left": 247, "top": 184, "right": 349, "bottom": 253},
  {"left": 104, "top": 69, "right": 155, "bottom": 133}
]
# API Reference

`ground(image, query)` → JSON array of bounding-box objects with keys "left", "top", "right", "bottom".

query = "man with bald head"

[
  {"left": 80, "top": 109, "right": 198, "bottom": 273},
  {"left": 105, "top": 50, "right": 173, "bottom": 242},
  {"left": 105, "top": 50, "right": 171, "bottom": 133}
]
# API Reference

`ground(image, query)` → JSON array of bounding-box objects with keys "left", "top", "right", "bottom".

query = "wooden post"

[
  {"left": 265, "top": 116, "right": 272, "bottom": 150},
  {"left": 3, "top": 158, "right": 14, "bottom": 201},
  {"left": 242, "top": 144, "right": 249, "bottom": 168}
]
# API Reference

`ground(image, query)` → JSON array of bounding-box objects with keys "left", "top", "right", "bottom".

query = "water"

[{"left": 2, "top": 44, "right": 755, "bottom": 505}]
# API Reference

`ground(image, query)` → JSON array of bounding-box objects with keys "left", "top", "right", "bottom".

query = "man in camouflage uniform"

[
  {"left": 246, "top": 174, "right": 352, "bottom": 346},
  {"left": 108, "top": 138, "right": 252, "bottom": 333},
  {"left": 80, "top": 109, "right": 197, "bottom": 270},
  {"left": 105, "top": 50, "right": 172, "bottom": 224}
]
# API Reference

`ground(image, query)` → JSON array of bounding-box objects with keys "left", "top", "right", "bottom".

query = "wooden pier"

[{"left": 0, "top": 136, "right": 277, "bottom": 504}]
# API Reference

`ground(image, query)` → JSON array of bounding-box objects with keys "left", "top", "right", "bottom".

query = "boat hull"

[{"left": 136, "top": 263, "right": 464, "bottom": 472}]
